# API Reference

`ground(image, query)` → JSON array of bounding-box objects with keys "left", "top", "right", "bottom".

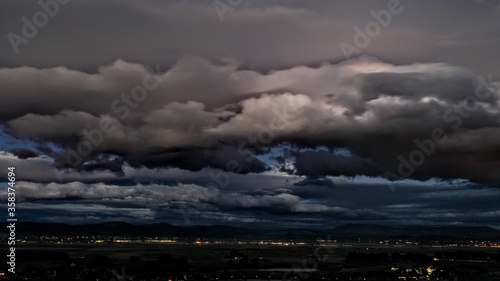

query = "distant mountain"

[
  {"left": 2, "top": 222, "right": 500, "bottom": 242},
  {"left": 328, "top": 224, "right": 500, "bottom": 241}
]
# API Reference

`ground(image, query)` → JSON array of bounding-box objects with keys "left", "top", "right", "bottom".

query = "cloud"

[
  {"left": 9, "top": 148, "right": 38, "bottom": 159},
  {"left": 4, "top": 181, "right": 375, "bottom": 218},
  {"left": 2, "top": 57, "right": 500, "bottom": 184},
  {"left": 1, "top": 1, "right": 499, "bottom": 76},
  {"left": 292, "top": 151, "right": 382, "bottom": 178},
  {"left": 293, "top": 177, "right": 336, "bottom": 188},
  {"left": 4, "top": 178, "right": 499, "bottom": 227},
  {"left": 2, "top": 0, "right": 500, "bottom": 227}
]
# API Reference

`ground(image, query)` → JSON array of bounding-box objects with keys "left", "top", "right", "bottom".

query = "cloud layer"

[
  {"left": 2, "top": 57, "right": 500, "bottom": 184},
  {"left": 1, "top": 0, "right": 500, "bottom": 227}
]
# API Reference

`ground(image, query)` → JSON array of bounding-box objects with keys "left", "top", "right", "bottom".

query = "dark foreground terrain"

[
  {"left": 2, "top": 223, "right": 500, "bottom": 280},
  {"left": 1, "top": 241, "right": 500, "bottom": 281}
]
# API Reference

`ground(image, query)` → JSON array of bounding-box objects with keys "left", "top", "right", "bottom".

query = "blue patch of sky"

[
  {"left": 252, "top": 143, "right": 354, "bottom": 168},
  {"left": 0, "top": 124, "right": 63, "bottom": 153}
]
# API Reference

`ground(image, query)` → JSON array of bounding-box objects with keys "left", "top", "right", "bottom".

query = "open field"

[{"left": 2, "top": 242, "right": 500, "bottom": 280}]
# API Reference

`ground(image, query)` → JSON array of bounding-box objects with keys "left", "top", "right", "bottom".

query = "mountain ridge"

[{"left": 2, "top": 222, "right": 500, "bottom": 242}]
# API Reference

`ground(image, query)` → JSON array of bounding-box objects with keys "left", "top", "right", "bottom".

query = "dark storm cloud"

[
  {"left": 4, "top": 181, "right": 358, "bottom": 216},
  {"left": 293, "top": 151, "right": 383, "bottom": 178},
  {"left": 9, "top": 148, "right": 38, "bottom": 159},
  {"left": 1, "top": 0, "right": 499, "bottom": 76},
  {"left": 74, "top": 155, "right": 125, "bottom": 176},
  {"left": 293, "top": 178, "right": 336, "bottom": 188},
  {"left": 124, "top": 147, "right": 268, "bottom": 174},
  {"left": 1, "top": 0, "right": 499, "bottom": 185},
  {"left": 1, "top": 57, "right": 500, "bottom": 184},
  {"left": 0, "top": 151, "right": 273, "bottom": 185}
]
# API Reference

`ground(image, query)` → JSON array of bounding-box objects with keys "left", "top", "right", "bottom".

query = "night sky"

[{"left": 1, "top": 0, "right": 500, "bottom": 228}]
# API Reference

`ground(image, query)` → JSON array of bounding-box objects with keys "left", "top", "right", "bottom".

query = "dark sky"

[{"left": 1, "top": 0, "right": 500, "bottom": 228}]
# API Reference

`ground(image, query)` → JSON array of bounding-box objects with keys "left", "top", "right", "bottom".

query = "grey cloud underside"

[
  {"left": 2, "top": 56, "right": 500, "bottom": 184},
  {"left": 1, "top": 1, "right": 499, "bottom": 76}
]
